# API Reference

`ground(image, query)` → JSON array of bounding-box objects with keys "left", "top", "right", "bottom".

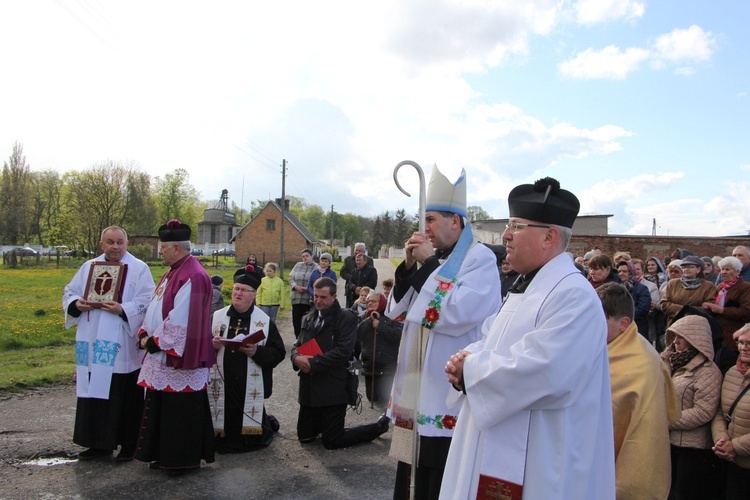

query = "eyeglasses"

[
  {"left": 737, "top": 340, "right": 750, "bottom": 349},
  {"left": 505, "top": 221, "right": 551, "bottom": 234},
  {"left": 233, "top": 287, "right": 256, "bottom": 294}
]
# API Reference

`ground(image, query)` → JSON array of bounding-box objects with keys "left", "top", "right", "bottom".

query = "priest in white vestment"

[
  {"left": 63, "top": 226, "right": 154, "bottom": 461},
  {"left": 386, "top": 165, "right": 501, "bottom": 498},
  {"left": 443, "top": 178, "right": 616, "bottom": 499}
]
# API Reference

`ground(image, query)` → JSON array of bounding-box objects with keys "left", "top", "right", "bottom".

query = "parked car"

[
  {"left": 190, "top": 249, "right": 204, "bottom": 256},
  {"left": 13, "top": 247, "right": 39, "bottom": 257},
  {"left": 47, "top": 246, "right": 69, "bottom": 256},
  {"left": 212, "top": 248, "right": 235, "bottom": 257}
]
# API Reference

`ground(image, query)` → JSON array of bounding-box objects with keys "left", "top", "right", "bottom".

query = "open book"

[{"left": 219, "top": 329, "right": 265, "bottom": 347}]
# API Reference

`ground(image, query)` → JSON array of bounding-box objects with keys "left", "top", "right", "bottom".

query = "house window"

[{"left": 266, "top": 219, "right": 276, "bottom": 230}]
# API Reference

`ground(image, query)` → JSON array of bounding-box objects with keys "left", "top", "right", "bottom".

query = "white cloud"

[
  {"left": 559, "top": 25, "right": 717, "bottom": 80},
  {"left": 558, "top": 45, "right": 650, "bottom": 79},
  {"left": 574, "top": 0, "right": 645, "bottom": 25},
  {"left": 653, "top": 25, "right": 717, "bottom": 62},
  {"left": 385, "top": 0, "right": 561, "bottom": 70}
]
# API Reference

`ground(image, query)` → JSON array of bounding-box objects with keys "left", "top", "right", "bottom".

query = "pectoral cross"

[{"left": 228, "top": 319, "right": 245, "bottom": 338}]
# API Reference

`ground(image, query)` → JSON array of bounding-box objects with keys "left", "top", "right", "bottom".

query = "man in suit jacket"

[{"left": 291, "top": 277, "right": 388, "bottom": 449}]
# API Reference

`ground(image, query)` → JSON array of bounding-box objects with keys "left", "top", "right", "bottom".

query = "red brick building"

[{"left": 233, "top": 200, "right": 319, "bottom": 265}]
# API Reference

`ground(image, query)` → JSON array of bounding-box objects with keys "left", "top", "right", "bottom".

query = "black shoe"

[
  {"left": 115, "top": 447, "right": 135, "bottom": 462},
  {"left": 377, "top": 414, "right": 390, "bottom": 435},
  {"left": 166, "top": 467, "right": 199, "bottom": 477},
  {"left": 149, "top": 461, "right": 161, "bottom": 470},
  {"left": 77, "top": 448, "right": 111, "bottom": 460}
]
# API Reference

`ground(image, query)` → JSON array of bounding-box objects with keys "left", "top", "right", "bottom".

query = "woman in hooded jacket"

[
  {"left": 357, "top": 291, "right": 402, "bottom": 408},
  {"left": 661, "top": 315, "right": 723, "bottom": 500},
  {"left": 712, "top": 323, "right": 750, "bottom": 498},
  {"left": 646, "top": 257, "right": 668, "bottom": 290}
]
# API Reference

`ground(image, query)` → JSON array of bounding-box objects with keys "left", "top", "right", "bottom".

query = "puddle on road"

[{"left": 21, "top": 457, "right": 78, "bottom": 467}]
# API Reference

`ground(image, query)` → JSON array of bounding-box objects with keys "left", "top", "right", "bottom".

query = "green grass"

[{"left": 0, "top": 257, "right": 300, "bottom": 391}]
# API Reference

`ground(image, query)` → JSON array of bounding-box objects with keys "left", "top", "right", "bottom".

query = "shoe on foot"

[
  {"left": 77, "top": 448, "right": 112, "bottom": 460},
  {"left": 377, "top": 414, "right": 390, "bottom": 435}
]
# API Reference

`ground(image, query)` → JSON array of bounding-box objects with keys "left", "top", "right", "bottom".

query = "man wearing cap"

[
  {"left": 385, "top": 166, "right": 501, "bottom": 499},
  {"left": 210, "top": 275, "right": 225, "bottom": 315},
  {"left": 63, "top": 226, "right": 155, "bottom": 461},
  {"left": 209, "top": 265, "right": 285, "bottom": 453},
  {"left": 443, "top": 178, "right": 615, "bottom": 499},
  {"left": 135, "top": 219, "right": 216, "bottom": 475}
]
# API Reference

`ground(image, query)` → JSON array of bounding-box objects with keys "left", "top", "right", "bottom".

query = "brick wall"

[{"left": 234, "top": 204, "right": 311, "bottom": 265}]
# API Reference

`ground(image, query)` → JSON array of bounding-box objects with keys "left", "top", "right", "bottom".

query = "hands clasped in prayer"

[{"left": 445, "top": 349, "right": 471, "bottom": 391}]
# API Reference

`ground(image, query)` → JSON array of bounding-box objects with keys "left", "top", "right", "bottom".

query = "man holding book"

[
  {"left": 209, "top": 264, "right": 285, "bottom": 453},
  {"left": 291, "top": 277, "right": 389, "bottom": 448},
  {"left": 63, "top": 226, "right": 154, "bottom": 461}
]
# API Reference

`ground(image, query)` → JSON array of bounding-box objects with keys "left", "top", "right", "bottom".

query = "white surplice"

[
  {"left": 440, "top": 252, "right": 616, "bottom": 499},
  {"left": 63, "top": 252, "right": 154, "bottom": 399}
]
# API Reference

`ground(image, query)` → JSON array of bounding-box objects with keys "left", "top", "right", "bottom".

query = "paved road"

[{"left": 0, "top": 259, "right": 400, "bottom": 500}]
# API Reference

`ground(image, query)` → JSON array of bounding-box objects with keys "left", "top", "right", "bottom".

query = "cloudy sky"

[{"left": 1, "top": 0, "right": 748, "bottom": 236}]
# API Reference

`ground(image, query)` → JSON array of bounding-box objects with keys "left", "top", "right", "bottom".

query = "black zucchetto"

[
  {"left": 507, "top": 177, "right": 580, "bottom": 228},
  {"left": 158, "top": 219, "right": 192, "bottom": 242},
  {"left": 233, "top": 264, "right": 262, "bottom": 290}
]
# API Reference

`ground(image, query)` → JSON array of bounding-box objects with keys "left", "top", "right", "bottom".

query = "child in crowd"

[
  {"left": 381, "top": 278, "right": 393, "bottom": 299},
  {"left": 351, "top": 286, "right": 371, "bottom": 322},
  {"left": 257, "top": 262, "right": 284, "bottom": 324}
]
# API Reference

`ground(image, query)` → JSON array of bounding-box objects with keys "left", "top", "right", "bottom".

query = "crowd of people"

[{"left": 65, "top": 169, "right": 750, "bottom": 498}]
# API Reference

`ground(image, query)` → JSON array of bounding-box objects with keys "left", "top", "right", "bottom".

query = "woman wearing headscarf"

[
  {"left": 702, "top": 257, "right": 719, "bottom": 286},
  {"left": 617, "top": 260, "right": 652, "bottom": 339},
  {"left": 661, "top": 315, "right": 722, "bottom": 500},
  {"left": 660, "top": 256, "right": 717, "bottom": 327},
  {"left": 703, "top": 257, "right": 750, "bottom": 362},
  {"left": 587, "top": 254, "right": 620, "bottom": 289},
  {"left": 712, "top": 323, "right": 750, "bottom": 498},
  {"left": 356, "top": 291, "right": 402, "bottom": 408}
]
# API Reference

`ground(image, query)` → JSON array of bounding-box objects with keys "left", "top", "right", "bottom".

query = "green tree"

[
  {"left": 394, "top": 209, "right": 412, "bottom": 246},
  {"left": 58, "top": 161, "right": 153, "bottom": 251},
  {"left": 28, "top": 170, "right": 64, "bottom": 246},
  {"left": 467, "top": 205, "right": 491, "bottom": 221},
  {"left": 152, "top": 168, "right": 203, "bottom": 240},
  {"left": 298, "top": 204, "right": 328, "bottom": 239},
  {"left": 0, "top": 142, "right": 32, "bottom": 244}
]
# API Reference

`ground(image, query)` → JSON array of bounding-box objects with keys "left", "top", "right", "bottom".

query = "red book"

[
  {"left": 297, "top": 338, "right": 323, "bottom": 356},
  {"left": 219, "top": 329, "right": 266, "bottom": 347}
]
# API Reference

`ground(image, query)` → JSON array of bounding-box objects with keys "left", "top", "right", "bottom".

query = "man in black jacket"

[
  {"left": 346, "top": 253, "right": 378, "bottom": 308},
  {"left": 340, "top": 243, "right": 375, "bottom": 307},
  {"left": 291, "top": 277, "right": 388, "bottom": 449}
]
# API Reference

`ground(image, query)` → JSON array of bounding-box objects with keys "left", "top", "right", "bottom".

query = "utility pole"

[
  {"left": 279, "top": 159, "right": 287, "bottom": 279},
  {"left": 330, "top": 205, "right": 335, "bottom": 248}
]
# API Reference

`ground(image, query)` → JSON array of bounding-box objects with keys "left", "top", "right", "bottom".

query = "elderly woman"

[
  {"left": 288, "top": 249, "right": 316, "bottom": 338},
  {"left": 356, "top": 291, "right": 402, "bottom": 407},
  {"left": 661, "top": 315, "right": 723, "bottom": 500},
  {"left": 307, "top": 252, "right": 336, "bottom": 298},
  {"left": 703, "top": 256, "right": 750, "bottom": 360},
  {"left": 712, "top": 323, "right": 750, "bottom": 498},
  {"left": 661, "top": 256, "right": 717, "bottom": 326},
  {"left": 588, "top": 254, "right": 620, "bottom": 288}
]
